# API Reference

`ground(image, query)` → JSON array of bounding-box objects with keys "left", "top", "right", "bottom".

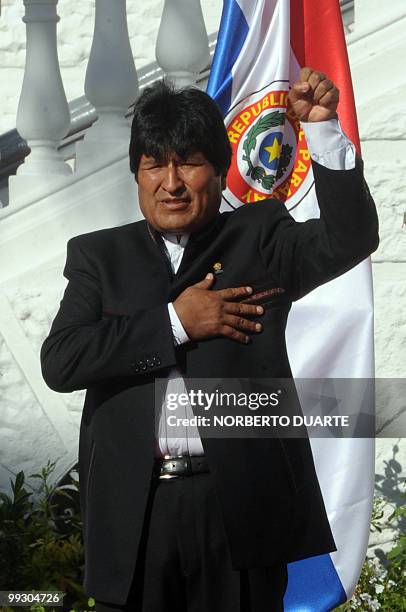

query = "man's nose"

[{"left": 161, "top": 164, "right": 185, "bottom": 195}]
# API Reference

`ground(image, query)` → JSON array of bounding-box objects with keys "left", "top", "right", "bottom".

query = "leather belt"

[{"left": 154, "top": 455, "right": 209, "bottom": 479}]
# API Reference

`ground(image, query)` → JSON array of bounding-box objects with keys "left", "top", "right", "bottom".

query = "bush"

[{"left": 0, "top": 460, "right": 91, "bottom": 612}]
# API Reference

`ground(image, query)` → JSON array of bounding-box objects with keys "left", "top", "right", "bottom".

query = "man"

[{"left": 41, "top": 68, "right": 379, "bottom": 611}]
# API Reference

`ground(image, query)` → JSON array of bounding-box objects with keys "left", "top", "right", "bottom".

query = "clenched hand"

[{"left": 289, "top": 66, "right": 339, "bottom": 123}]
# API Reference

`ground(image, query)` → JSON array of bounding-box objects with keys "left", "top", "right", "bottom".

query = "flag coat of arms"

[{"left": 207, "top": 1, "right": 374, "bottom": 610}]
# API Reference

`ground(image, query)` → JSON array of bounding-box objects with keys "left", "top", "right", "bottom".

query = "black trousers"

[{"left": 95, "top": 472, "right": 288, "bottom": 612}]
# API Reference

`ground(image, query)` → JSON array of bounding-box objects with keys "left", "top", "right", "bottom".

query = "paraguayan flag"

[{"left": 207, "top": 1, "right": 375, "bottom": 609}]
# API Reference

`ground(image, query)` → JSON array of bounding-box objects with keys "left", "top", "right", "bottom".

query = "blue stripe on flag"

[
  {"left": 285, "top": 554, "right": 347, "bottom": 611},
  {"left": 206, "top": 0, "right": 248, "bottom": 114}
]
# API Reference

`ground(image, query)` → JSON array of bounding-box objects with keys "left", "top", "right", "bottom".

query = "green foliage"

[
  {"left": 0, "top": 461, "right": 92, "bottom": 612},
  {"left": 337, "top": 485, "right": 406, "bottom": 611}
]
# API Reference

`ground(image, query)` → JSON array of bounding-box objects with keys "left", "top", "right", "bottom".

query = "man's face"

[{"left": 137, "top": 151, "right": 226, "bottom": 234}]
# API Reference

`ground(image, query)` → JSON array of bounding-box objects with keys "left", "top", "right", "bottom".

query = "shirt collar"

[{"left": 161, "top": 233, "right": 190, "bottom": 248}]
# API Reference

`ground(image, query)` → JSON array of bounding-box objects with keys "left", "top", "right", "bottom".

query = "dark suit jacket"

[{"left": 41, "top": 159, "right": 378, "bottom": 605}]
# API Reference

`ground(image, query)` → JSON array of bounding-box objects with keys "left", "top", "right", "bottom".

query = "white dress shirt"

[{"left": 156, "top": 118, "right": 356, "bottom": 458}]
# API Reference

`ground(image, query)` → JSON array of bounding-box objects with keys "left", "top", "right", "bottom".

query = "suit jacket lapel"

[{"left": 146, "top": 223, "right": 175, "bottom": 281}]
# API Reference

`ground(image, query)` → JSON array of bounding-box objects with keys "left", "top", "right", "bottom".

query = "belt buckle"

[{"left": 158, "top": 455, "right": 190, "bottom": 479}]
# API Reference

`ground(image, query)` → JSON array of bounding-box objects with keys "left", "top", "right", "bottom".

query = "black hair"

[{"left": 129, "top": 80, "right": 232, "bottom": 178}]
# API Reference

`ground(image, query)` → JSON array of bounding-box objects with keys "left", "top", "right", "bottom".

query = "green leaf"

[
  {"left": 387, "top": 545, "right": 402, "bottom": 559},
  {"left": 12, "top": 471, "right": 25, "bottom": 493},
  {"left": 0, "top": 491, "right": 12, "bottom": 504},
  {"left": 53, "top": 489, "right": 74, "bottom": 502}
]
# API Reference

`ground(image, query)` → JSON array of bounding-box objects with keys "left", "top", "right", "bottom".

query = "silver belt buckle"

[{"left": 158, "top": 455, "right": 187, "bottom": 479}]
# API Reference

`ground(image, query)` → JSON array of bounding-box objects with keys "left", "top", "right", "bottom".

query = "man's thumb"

[{"left": 194, "top": 273, "right": 215, "bottom": 289}]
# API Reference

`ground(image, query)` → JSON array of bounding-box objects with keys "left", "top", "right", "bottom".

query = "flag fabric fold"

[{"left": 207, "top": 1, "right": 374, "bottom": 610}]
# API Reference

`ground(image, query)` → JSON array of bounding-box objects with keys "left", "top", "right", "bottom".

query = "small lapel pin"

[{"left": 213, "top": 262, "right": 224, "bottom": 275}]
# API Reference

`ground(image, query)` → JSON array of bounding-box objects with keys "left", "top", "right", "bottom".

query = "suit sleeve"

[
  {"left": 40, "top": 236, "right": 178, "bottom": 393},
  {"left": 258, "top": 156, "right": 379, "bottom": 301}
]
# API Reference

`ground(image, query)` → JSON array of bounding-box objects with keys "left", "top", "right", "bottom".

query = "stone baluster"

[
  {"left": 75, "top": 0, "right": 138, "bottom": 173},
  {"left": 9, "top": 0, "right": 72, "bottom": 204},
  {"left": 156, "top": 0, "right": 210, "bottom": 88}
]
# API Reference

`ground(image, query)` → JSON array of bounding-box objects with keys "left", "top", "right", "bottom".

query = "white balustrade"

[
  {"left": 75, "top": 0, "right": 138, "bottom": 173},
  {"left": 156, "top": 0, "right": 210, "bottom": 88},
  {"left": 9, "top": 0, "right": 72, "bottom": 204}
]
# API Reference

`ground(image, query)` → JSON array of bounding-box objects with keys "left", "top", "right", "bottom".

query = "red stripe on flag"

[{"left": 290, "top": 0, "right": 360, "bottom": 153}]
